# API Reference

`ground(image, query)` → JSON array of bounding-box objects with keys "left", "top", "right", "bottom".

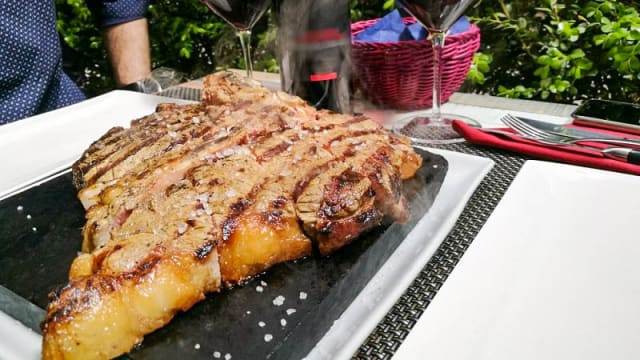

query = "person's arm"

[
  {"left": 103, "top": 18, "right": 151, "bottom": 86},
  {"left": 87, "top": 0, "right": 151, "bottom": 87}
]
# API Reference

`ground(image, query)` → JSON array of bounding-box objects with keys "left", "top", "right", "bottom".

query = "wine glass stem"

[
  {"left": 430, "top": 31, "right": 446, "bottom": 123},
  {"left": 237, "top": 30, "right": 253, "bottom": 79}
]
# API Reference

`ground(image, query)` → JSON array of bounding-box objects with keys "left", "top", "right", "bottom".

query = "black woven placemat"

[
  {"left": 158, "top": 87, "right": 529, "bottom": 358},
  {"left": 354, "top": 143, "right": 527, "bottom": 359}
]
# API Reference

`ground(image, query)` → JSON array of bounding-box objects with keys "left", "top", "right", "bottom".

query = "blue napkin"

[
  {"left": 450, "top": 16, "right": 470, "bottom": 35},
  {"left": 354, "top": 10, "right": 470, "bottom": 42}
]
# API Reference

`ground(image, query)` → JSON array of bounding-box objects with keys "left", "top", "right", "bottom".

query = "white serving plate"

[
  {"left": 0, "top": 93, "right": 494, "bottom": 359},
  {"left": 0, "top": 91, "right": 195, "bottom": 200},
  {"left": 308, "top": 148, "right": 494, "bottom": 359},
  {"left": 394, "top": 160, "right": 640, "bottom": 360},
  {"left": 0, "top": 311, "right": 41, "bottom": 360}
]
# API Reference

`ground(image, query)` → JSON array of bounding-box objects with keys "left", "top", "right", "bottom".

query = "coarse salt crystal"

[
  {"left": 32, "top": 227, "right": 37, "bottom": 232},
  {"left": 16, "top": 206, "right": 23, "bottom": 212},
  {"left": 224, "top": 354, "right": 231, "bottom": 360},
  {"left": 213, "top": 351, "right": 221, "bottom": 358},
  {"left": 260, "top": 280, "right": 267, "bottom": 287},
  {"left": 177, "top": 223, "right": 188, "bottom": 234},
  {"left": 299, "top": 292, "right": 307, "bottom": 300},
  {"left": 258, "top": 321, "right": 266, "bottom": 327},
  {"left": 246, "top": 310, "right": 251, "bottom": 315},
  {"left": 194, "top": 343, "right": 200, "bottom": 350},
  {"left": 225, "top": 189, "right": 237, "bottom": 198},
  {"left": 264, "top": 334, "right": 273, "bottom": 342},
  {"left": 197, "top": 193, "right": 209, "bottom": 204},
  {"left": 280, "top": 319, "right": 287, "bottom": 327},
  {"left": 26, "top": 214, "right": 32, "bottom": 220},
  {"left": 273, "top": 295, "right": 285, "bottom": 306},
  {"left": 192, "top": 117, "right": 201, "bottom": 124},
  {"left": 222, "top": 147, "right": 235, "bottom": 157},
  {"left": 168, "top": 131, "right": 177, "bottom": 138},
  {"left": 286, "top": 308, "right": 296, "bottom": 316},
  {"left": 256, "top": 286, "right": 264, "bottom": 293}
]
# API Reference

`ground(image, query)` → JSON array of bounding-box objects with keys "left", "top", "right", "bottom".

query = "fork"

[
  {"left": 500, "top": 113, "right": 640, "bottom": 147},
  {"left": 499, "top": 113, "right": 640, "bottom": 164}
]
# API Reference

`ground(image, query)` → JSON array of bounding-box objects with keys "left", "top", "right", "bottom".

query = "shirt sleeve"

[{"left": 87, "top": 0, "right": 150, "bottom": 28}]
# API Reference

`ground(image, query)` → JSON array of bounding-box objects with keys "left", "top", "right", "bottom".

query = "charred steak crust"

[{"left": 46, "top": 71, "right": 423, "bottom": 360}]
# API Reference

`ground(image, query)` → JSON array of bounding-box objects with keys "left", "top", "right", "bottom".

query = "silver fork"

[
  {"left": 498, "top": 113, "right": 640, "bottom": 164},
  {"left": 500, "top": 113, "right": 572, "bottom": 144},
  {"left": 500, "top": 113, "right": 640, "bottom": 147}
]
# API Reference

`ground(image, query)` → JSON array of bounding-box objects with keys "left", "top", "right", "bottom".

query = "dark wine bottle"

[{"left": 275, "top": 0, "right": 352, "bottom": 114}]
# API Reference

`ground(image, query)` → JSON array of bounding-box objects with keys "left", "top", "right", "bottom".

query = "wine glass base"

[{"left": 393, "top": 113, "right": 480, "bottom": 145}]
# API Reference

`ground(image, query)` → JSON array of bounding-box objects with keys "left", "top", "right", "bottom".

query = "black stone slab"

[{"left": 0, "top": 149, "right": 447, "bottom": 359}]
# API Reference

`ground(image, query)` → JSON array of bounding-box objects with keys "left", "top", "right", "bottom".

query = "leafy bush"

[
  {"left": 467, "top": 0, "right": 640, "bottom": 103},
  {"left": 56, "top": 0, "right": 277, "bottom": 95},
  {"left": 56, "top": 0, "right": 640, "bottom": 104}
]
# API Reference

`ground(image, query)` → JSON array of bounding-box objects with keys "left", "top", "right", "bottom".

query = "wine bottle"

[{"left": 275, "top": 0, "right": 352, "bottom": 114}]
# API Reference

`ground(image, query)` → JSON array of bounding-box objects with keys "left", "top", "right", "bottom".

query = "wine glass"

[
  {"left": 393, "top": 0, "right": 480, "bottom": 145},
  {"left": 200, "top": 0, "right": 271, "bottom": 78}
]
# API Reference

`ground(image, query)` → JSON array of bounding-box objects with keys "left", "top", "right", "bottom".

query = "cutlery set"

[{"left": 484, "top": 113, "right": 640, "bottom": 165}]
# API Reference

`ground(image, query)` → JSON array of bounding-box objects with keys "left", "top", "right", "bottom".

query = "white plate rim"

[{"left": 307, "top": 148, "right": 494, "bottom": 359}]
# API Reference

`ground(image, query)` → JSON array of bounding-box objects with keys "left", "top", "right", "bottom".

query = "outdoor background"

[{"left": 56, "top": 0, "right": 640, "bottom": 104}]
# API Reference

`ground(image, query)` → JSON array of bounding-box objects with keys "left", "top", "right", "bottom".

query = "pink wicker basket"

[{"left": 351, "top": 18, "right": 481, "bottom": 109}]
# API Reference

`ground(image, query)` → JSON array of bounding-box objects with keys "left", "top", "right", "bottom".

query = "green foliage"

[
  {"left": 56, "top": 0, "right": 280, "bottom": 95},
  {"left": 468, "top": 0, "right": 640, "bottom": 103},
  {"left": 467, "top": 52, "right": 493, "bottom": 85},
  {"left": 56, "top": 0, "right": 389, "bottom": 95},
  {"left": 56, "top": 0, "right": 111, "bottom": 95},
  {"left": 56, "top": 0, "right": 640, "bottom": 104}
]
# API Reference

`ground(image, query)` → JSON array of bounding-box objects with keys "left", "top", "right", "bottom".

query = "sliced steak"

[{"left": 45, "top": 71, "right": 424, "bottom": 360}]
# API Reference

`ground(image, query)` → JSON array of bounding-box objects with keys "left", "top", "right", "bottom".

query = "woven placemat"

[
  {"left": 160, "top": 86, "right": 201, "bottom": 102},
  {"left": 354, "top": 143, "right": 527, "bottom": 359},
  {"left": 158, "top": 87, "right": 529, "bottom": 358}
]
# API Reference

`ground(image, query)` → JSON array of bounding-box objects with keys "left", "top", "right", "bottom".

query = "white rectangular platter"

[{"left": 0, "top": 93, "right": 494, "bottom": 359}]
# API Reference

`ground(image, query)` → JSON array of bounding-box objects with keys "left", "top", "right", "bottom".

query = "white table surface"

[{"left": 393, "top": 160, "right": 640, "bottom": 360}]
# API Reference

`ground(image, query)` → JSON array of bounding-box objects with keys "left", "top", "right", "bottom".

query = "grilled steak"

[{"left": 42, "top": 71, "right": 423, "bottom": 359}]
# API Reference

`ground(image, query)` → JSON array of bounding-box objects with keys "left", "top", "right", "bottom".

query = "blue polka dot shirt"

[{"left": 0, "top": 0, "right": 149, "bottom": 125}]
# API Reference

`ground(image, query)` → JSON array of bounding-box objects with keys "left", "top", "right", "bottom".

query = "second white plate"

[{"left": 394, "top": 160, "right": 640, "bottom": 360}]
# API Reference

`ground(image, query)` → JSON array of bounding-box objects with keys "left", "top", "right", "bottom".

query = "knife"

[{"left": 518, "top": 117, "right": 640, "bottom": 148}]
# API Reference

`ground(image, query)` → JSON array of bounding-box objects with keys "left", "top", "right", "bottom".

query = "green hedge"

[
  {"left": 56, "top": 0, "right": 640, "bottom": 104},
  {"left": 467, "top": 0, "right": 640, "bottom": 103}
]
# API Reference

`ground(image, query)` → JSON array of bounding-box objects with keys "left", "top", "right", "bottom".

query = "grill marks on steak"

[
  {"left": 76, "top": 93, "right": 310, "bottom": 247},
  {"left": 73, "top": 104, "right": 203, "bottom": 191},
  {"left": 44, "top": 71, "right": 423, "bottom": 360}
]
